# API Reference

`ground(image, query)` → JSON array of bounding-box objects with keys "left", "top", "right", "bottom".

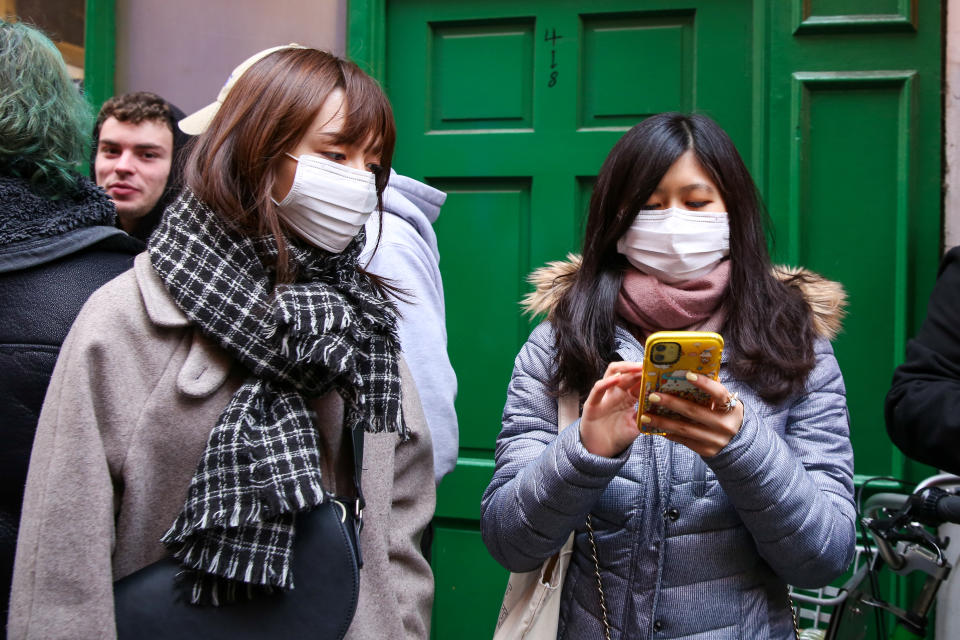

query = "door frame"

[
  {"left": 84, "top": 0, "right": 116, "bottom": 111},
  {"left": 347, "top": 0, "right": 387, "bottom": 81}
]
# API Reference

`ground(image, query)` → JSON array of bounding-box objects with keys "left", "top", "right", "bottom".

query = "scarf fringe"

[
  {"left": 168, "top": 522, "right": 298, "bottom": 593},
  {"left": 349, "top": 406, "right": 407, "bottom": 439},
  {"left": 177, "top": 567, "right": 284, "bottom": 606}
]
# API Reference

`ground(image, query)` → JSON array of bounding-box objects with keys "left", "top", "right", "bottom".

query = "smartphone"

[{"left": 638, "top": 331, "right": 724, "bottom": 435}]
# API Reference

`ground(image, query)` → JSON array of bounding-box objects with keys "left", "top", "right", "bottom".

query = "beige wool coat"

[{"left": 8, "top": 253, "right": 435, "bottom": 640}]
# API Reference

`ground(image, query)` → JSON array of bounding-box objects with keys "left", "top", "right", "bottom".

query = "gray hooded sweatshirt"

[{"left": 362, "top": 172, "right": 459, "bottom": 483}]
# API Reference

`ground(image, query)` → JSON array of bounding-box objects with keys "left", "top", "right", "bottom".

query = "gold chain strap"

[
  {"left": 585, "top": 514, "right": 612, "bottom": 640},
  {"left": 588, "top": 515, "right": 801, "bottom": 640},
  {"left": 788, "top": 588, "right": 801, "bottom": 640}
]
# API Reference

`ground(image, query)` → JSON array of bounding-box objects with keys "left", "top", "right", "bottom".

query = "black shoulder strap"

[
  {"left": 350, "top": 426, "right": 365, "bottom": 510},
  {"left": 348, "top": 427, "right": 366, "bottom": 567}
]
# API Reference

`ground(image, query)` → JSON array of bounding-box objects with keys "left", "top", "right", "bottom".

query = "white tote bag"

[{"left": 492, "top": 393, "right": 580, "bottom": 640}]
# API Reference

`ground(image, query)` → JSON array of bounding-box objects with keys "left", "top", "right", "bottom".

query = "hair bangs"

[{"left": 339, "top": 68, "right": 396, "bottom": 167}]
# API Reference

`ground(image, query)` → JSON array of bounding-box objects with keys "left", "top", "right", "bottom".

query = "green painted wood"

[
  {"left": 431, "top": 524, "right": 508, "bottom": 638},
  {"left": 768, "top": 9, "right": 941, "bottom": 629},
  {"left": 434, "top": 458, "right": 494, "bottom": 521},
  {"left": 767, "top": 0, "right": 941, "bottom": 485},
  {"left": 795, "top": 0, "right": 917, "bottom": 33},
  {"left": 82, "top": 0, "right": 115, "bottom": 113},
  {"left": 429, "top": 178, "right": 532, "bottom": 453},
  {"left": 381, "top": 2, "right": 754, "bottom": 637},
  {"left": 347, "top": 0, "right": 386, "bottom": 80},
  {"left": 354, "top": 1, "right": 943, "bottom": 637}
]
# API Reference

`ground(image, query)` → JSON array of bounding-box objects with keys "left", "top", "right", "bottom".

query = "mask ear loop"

[{"left": 272, "top": 153, "right": 302, "bottom": 207}]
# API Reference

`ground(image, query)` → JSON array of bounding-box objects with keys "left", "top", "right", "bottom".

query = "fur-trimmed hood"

[{"left": 522, "top": 254, "right": 847, "bottom": 340}]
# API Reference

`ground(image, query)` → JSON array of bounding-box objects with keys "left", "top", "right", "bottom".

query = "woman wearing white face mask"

[
  {"left": 10, "top": 46, "right": 435, "bottom": 640},
  {"left": 481, "top": 113, "right": 855, "bottom": 639}
]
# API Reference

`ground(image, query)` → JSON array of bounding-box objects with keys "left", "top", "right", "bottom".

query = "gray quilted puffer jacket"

[{"left": 480, "top": 261, "right": 856, "bottom": 640}]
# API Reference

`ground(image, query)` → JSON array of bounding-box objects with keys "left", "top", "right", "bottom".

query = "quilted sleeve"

[
  {"left": 480, "top": 323, "right": 629, "bottom": 573},
  {"left": 707, "top": 338, "right": 857, "bottom": 588}
]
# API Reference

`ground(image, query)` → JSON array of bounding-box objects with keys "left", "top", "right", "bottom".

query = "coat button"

[
  {"left": 665, "top": 507, "right": 680, "bottom": 521},
  {"left": 653, "top": 620, "right": 664, "bottom": 632}
]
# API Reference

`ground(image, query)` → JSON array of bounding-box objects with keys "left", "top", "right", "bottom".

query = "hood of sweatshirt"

[{"left": 377, "top": 170, "right": 447, "bottom": 262}]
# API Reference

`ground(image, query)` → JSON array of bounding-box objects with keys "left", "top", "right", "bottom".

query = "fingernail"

[
  {"left": 649, "top": 393, "right": 661, "bottom": 403},
  {"left": 640, "top": 415, "right": 652, "bottom": 424},
  {"left": 686, "top": 371, "right": 698, "bottom": 381}
]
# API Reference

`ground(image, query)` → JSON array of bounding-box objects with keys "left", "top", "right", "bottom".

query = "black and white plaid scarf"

[{"left": 149, "top": 190, "right": 404, "bottom": 603}]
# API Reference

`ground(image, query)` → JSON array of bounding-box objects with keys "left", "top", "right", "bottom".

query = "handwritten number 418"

[{"left": 545, "top": 28, "right": 561, "bottom": 88}]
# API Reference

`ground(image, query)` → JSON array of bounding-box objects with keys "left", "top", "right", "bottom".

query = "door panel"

[
  {"left": 431, "top": 179, "right": 532, "bottom": 453},
  {"left": 430, "top": 20, "right": 535, "bottom": 131},
  {"left": 384, "top": 2, "right": 753, "bottom": 637},
  {"left": 581, "top": 12, "right": 696, "bottom": 124},
  {"left": 798, "top": 78, "right": 909, "bottom": 471},
  {"left": 767, "top": 0, "right": 941, "bottom": 480}
]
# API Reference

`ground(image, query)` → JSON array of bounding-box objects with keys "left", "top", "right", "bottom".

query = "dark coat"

[
  {"left": 0, "top": 175, "right": 140, "bottom": 634},
  {"left": 886, "top": 246, "right": 960, "bottom": 474}
]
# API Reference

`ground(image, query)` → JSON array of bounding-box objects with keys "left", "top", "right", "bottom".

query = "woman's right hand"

[{"left": 579, "top": 361, "right": 645, "bottom": 458}]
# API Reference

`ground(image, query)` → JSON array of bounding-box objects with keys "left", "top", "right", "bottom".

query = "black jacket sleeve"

[{"left": 885, "top": 246, "right": 960, "bottom": 474}]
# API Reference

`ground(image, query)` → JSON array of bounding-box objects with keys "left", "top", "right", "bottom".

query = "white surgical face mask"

[
  {"left": 616, "top": 207, "right": 730, "bottom": 284},
  {"left": 274, "top": 153, "right": 378, "bottom": 253}
]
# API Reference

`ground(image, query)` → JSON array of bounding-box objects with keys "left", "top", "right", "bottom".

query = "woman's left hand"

[{"left": 640, "top": 372, "right": 744, "bottom": 457}]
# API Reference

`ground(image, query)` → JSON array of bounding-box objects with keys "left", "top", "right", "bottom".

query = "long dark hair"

[
  {"left": 185, "top": 48, "right": 396, "bottom": 283},
  {"left": 552, "top": 112, "right": 816, "bottom": 403}
]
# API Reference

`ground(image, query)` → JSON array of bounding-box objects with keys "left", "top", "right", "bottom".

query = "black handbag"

[{"left": 114, "top": 429, "right": 365, "bottom": 640}]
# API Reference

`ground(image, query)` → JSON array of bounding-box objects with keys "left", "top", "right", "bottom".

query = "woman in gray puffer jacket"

[{"left": 481, "top": 113, "right": 856, "bottom": 640}]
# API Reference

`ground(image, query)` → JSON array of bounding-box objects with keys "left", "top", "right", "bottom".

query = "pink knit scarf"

[{"left": 615, "top": 260, "right": 731, "bottom": 338}]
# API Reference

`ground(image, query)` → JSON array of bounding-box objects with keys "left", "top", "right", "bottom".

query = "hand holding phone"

[{"left": 638, "top": 331, "right": 724, "bottom": 435}]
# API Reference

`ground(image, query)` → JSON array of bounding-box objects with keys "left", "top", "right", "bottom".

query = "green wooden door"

[
  {"left": 765, "top": 0, "right": 942, "bottom": 484},
  {"left": 348, "top": 1, "right": 942, "bottom": 638},
  {"left": 378, "top": 2, "right": 754, "bottom": 637}
]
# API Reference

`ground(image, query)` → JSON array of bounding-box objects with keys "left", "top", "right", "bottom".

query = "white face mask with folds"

[
  {"left": 616, "top": 207, "right": 730, "bottom": 284},
  {"left": 273, "top": 153, "right": 378, "bottom": 253}
]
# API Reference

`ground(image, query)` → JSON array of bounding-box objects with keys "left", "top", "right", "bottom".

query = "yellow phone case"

[{"left": 638, "top": 331, "right": 724, "bottom": 435}]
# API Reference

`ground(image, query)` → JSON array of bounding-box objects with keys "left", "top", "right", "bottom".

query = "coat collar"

[
  {"left": 521, "top": 254, "right": 847, "bottom": 340},
  {"left": 134, "top": 252, "right": 233, "bottom": 397},
  {"left": 134, "top": 252, "right": 189, "bottom": 327},
  {"left": 0, "top": 174, "right": 116, "bottom": 244}
]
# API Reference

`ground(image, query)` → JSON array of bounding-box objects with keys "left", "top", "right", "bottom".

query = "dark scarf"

[
  {"left": 149, "top": 190, "right": 404, "bottom": 603},
  {"left": 0, "top": 174, "right": 116, "bottom": 246}
]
